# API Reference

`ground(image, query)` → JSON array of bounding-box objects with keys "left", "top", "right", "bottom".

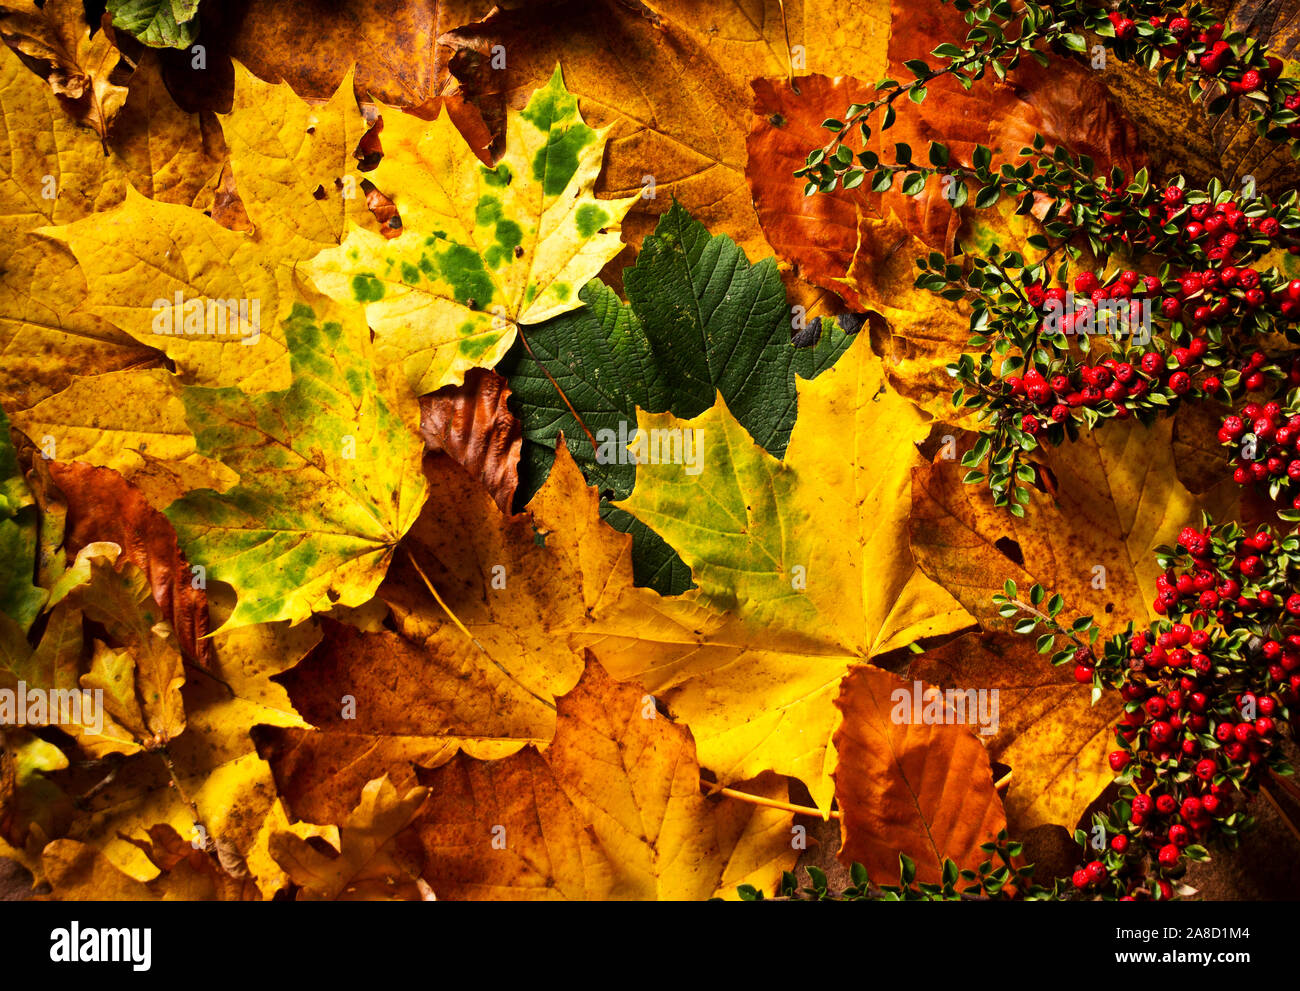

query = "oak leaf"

[
  {"left": 269, "top": 774, "right": 429, "bottom": 901},
  {"left": 0, "top": 0, "right": 131, "bottom": 141},
  {"left": 51, "top": 592, "right": 319, "bottom": 894}
]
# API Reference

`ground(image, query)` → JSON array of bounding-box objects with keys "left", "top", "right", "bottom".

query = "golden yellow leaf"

[
  {"left": 910, "top": 416, "right": 1242, "bottom": 640},
  {"left": 110, "top": 51, "right": 223, "bottom": 211},
  {"left": 10, "top": 369, "right": 236, "bottom": 509},
  {"left": 444, "top": 0, "right": 892, "bottom": 261},
  {"left": 221, "top": 62, "right": 366, "bottom": 256},
  {"left": 582, "top": 333, "right": 973, "bottom": 808},
  {"left": 413, "top": 662, "right": 797, "bottom": 900}
]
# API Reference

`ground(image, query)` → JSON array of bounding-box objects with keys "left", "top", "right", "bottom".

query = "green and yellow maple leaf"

[
  {"left": 576, "top": 333, "right": 974, "bottom": 808},
  {"left": 163, "top": 296, "right": 427, "bottom": 631},
  {"left": 306, "top": 65, "right": 637, "bottom": 394}
]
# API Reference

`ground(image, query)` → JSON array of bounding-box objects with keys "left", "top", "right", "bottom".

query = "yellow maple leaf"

[
  {"left": 584, "top": 333, "right": 974, "bottom": 808},
  {"left": 306, "top": 65, "right": 638, "bottom": 394}
]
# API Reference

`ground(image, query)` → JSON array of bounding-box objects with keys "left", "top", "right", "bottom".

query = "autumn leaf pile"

[{"left": 0, "top": 0, "right": 1297, "bottom": 901}]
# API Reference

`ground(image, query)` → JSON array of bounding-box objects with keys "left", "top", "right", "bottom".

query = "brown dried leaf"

[
  {"left": 418, "top": 368, "right": 522, "bottom": 514},
  {"left": 48, "top": 461, "right": 214, "bottom": 667}
]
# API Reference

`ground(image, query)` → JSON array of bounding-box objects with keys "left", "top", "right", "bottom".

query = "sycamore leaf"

[
  {"left": 0, "top": 40, "right": 158, "bottom": 410},
  {"left": 44, "top": 186, "right": 293, "bottom": 393},
  {"left": 414, "top": 662, "right": 797, "bottom": 900},
  {"left": 164, "top": 299, "right": 428, "bottom": 631},
  {"left": 412, "top": 748, "right": 614, "bottom": 900},
  {"left": 254, "top": 443, "right": 635, "bottom": 826},
  {"left": 418, "top": 368, "right": 521, "bottom": 515},
  {"left": 910, "top": 417, "right": 1242, "bottom": 641},
  {"left": 42, "top": 61, "right": 364, "bottom": 392},
  {"left": 0, "top": 0, "right": 131, "bottom": 140},
  {"left": 110, "top": 51, "right": 223, "bottom": 211},
  {"left": 583, "top": 334, "right": 973, "bottom": 807},
  {"left": 214, "top": 0, "right": 497, "bottom": 110},
  {"left": 105, "top": 0, "right": 200, "bottom": 49},
  {"left": 910, "top": 632, "right": 1124, "bottom": 833},
  {"left": 380, "top": 445, "right": 633, "bottom": 741},
  {"left": 833, "top": 664, "right": 1007, "bottom": 884},
  {"left": 0, "top": 237, "right": 160, "bottom": 414},
  {"left": 0, "top": 40, "right": 124, "bottom": 235},
  {"left": 269, "top": 775, "right": 429, "bottom": 901},
  {"left": 221, "top": 62, "right": 367, "bottom": 256},
  {"left": 306, "top": 65, "right": 637, "bottom": 394},
  {"left": 0, "top": 407, "right": 44, "bottom": 630},
  {"left": 444, "top": 0, "right": 893, "bottom": 260},
  {"left": 11, "top": 369, "right": 236, "bottom": 511}
]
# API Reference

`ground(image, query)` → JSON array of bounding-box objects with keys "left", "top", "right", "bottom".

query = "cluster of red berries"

[
  {"left": 1003, "top": 345, "right": 1215, "bottom": 434},
  {"left": 1160, "top": 268, "right": 1300, "bottom": 329},
  {"left": 1056, "top": 520, "right": 1298, "bottom": 898},
  {"left": 1148, "top": 16, "right": 1286, "bottom": 91},
  {"left": 1092, "top": 182, "right": 1295, "bottom": 263},
  {"left": 1219, "top": 399, "right": 1300, "bottom": 509}
]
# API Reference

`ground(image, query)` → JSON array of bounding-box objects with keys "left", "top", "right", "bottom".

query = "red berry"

[
  {"left": 1158, "top": 844, "right": 1180, "bottom": 869},
  {"left": 1108, "top": 750, "right": 1130, "bottom": 772},
  {"left": 1072, "top": 868, "right": 1091, "bottom": 890}
]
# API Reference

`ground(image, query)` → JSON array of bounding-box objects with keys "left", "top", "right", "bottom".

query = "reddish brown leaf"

[
  {"left": 48, "top": 462, "right": 214, "bottom": 666},
  {"left": 418, "top": 369, "right": 522, "bottom": 514},
  {"left": 833, "top": 664, "right": 1006, "bottom": 885}
]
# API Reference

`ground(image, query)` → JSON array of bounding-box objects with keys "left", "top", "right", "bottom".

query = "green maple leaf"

[
  {"left": 164, "top": 298, "right": 428, "bottom": 631},
  {"left": 106, "top": 0, "right": 202, "bottom": 49},
  {"left": 501, "top": 202, "right": 853, "bottom": 594}
]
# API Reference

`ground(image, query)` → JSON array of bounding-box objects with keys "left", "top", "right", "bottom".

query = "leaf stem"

[{"left": 703, "top": 780, "right": 842, "bottom": 820}]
